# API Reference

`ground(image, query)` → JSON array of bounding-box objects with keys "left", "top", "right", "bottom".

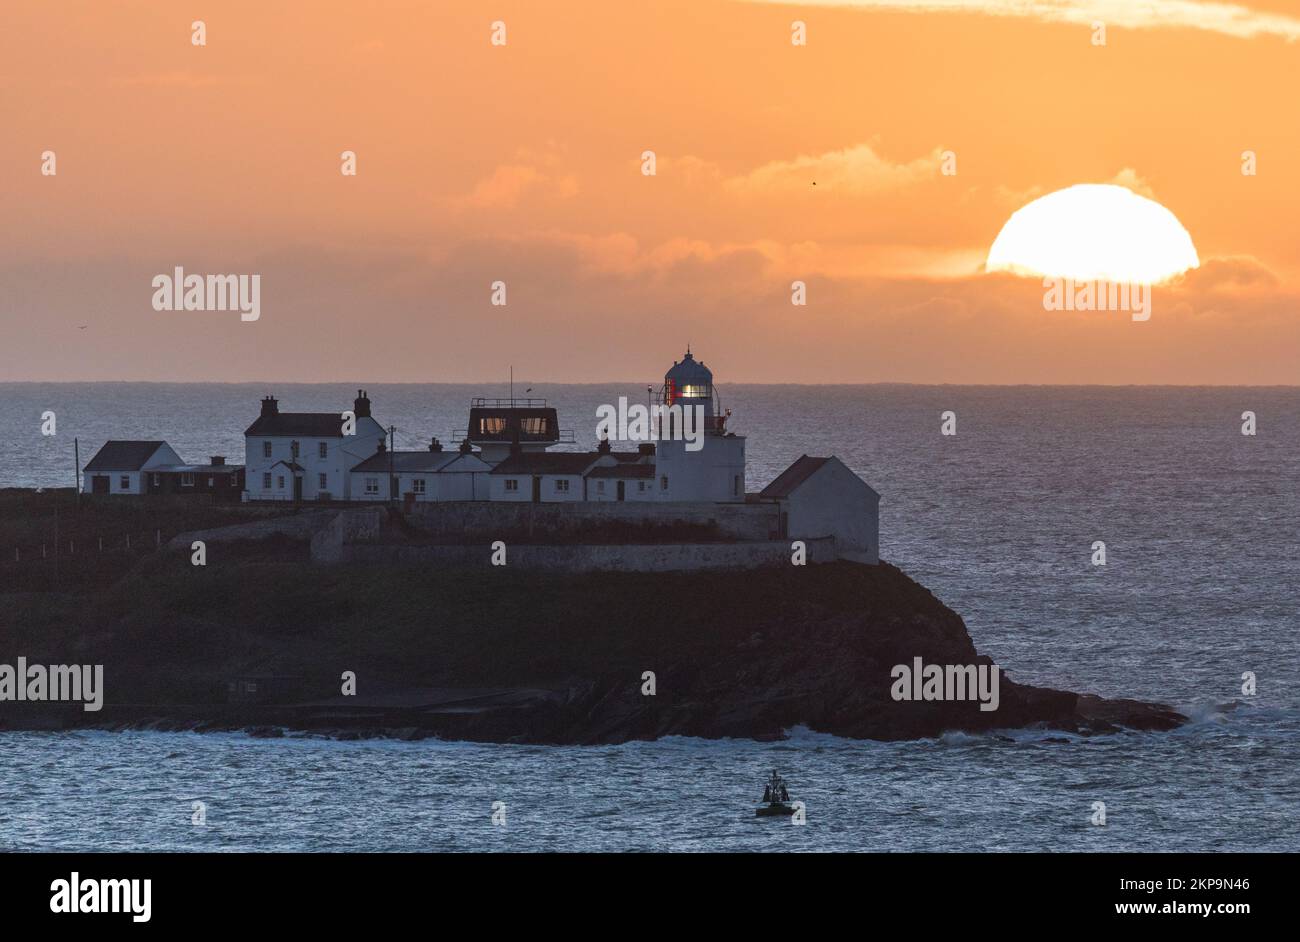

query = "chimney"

[
  {"left": 459, "top": 438, "right": 472, "bottom": 455},
  {"left": 261, "top": 396, "right": 279, "bottom": 417},
  {"left": 376, "top": 438, "right": 386, "bottom": 454},
  {"left": 597, "top": 437, "right": 612, "bottom": 455},
  {"left": 637, "top": 442, "right": 655, "bottom": 456},
  {"left": 210, "top": 456, "right": 226, "bottom": 466},
  {"left": 353, "top": 389, "right": 372, "bottom": 419},
  {"left": 428, "top": 437, "right": 442, "bottom": 452}
]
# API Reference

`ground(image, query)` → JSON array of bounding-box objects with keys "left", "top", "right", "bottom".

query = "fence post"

[
  {"left": 99, "top": 536, "right": 103, "bottom": 552},
  {"left": 42, "top": 544, "right": 46, "bottom": 558},
  {"left": 156, "top": 529, "right": 161, "bottom": 548},
  {"left": 126, "top": 534, "right": 131, "bottom": 549}
]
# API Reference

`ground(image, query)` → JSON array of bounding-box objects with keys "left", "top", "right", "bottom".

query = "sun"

[{"left": 986, "top": 184, "right": 1199, "bottom": 285}]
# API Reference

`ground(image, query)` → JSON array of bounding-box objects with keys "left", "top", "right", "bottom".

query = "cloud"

[
  {"left": 723, "top": 142, "right": 942, "bottom": 197},
  {"left": 449, "top": 146, "right": 580, "bottom": 210},
  {"left": 1181, "top": 255, "right": 1280, "bottom": 291},
  {"left": 750, "top": 1, "right": 1300, "bottom": 42},
  {"left": 1107, "top": 168, "right": 1157, "bottom": 200}
]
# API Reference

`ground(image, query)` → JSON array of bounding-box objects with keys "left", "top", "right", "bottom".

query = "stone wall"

[
  {"left": 331, "top": 536, "right": 837, "bottom": 572},
  {"left": 402, "top": 500, "right": 780, "bottom": 541},
  {"left": 169, "top": 510, "right": 342, "bottom": 551}
]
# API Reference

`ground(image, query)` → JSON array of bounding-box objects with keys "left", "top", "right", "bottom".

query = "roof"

[
  {"left": 490, "top": 452, "right": 601, "bottom": 475},
  {"left": 587, "top": 463, "right": 655, "bottom": 479},
  {"left": 665, "top": 349, "right": 712, "bottom": 385},
  {"left": 758, "top": 455, "right": 831, "bottom": 499},
  {"left": 245, "top": 413, "right": 358, "bottom": 437},
  {"left": 83, "top": 441, "right": 169, "bottom": 472},
  {"left": 350, "top": 450, "right": 461, "bottom": 474},
  {"left": 269, "top": 460, "right": 305, "bottom": 473},
  {"left": 162, "top": 464, "right": 244, "bottom": 474}
]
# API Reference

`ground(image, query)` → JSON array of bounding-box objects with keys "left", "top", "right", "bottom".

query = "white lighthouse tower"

[{"left": 654, "top": 348, "right": 746, "bottom": 502}]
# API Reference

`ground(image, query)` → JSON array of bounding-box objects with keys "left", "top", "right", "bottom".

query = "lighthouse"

[{"left": 655, "top": 348, "right": 746, "bottom": 502}]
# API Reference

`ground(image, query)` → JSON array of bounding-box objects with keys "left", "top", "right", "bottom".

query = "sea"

[{"left": 0, "top": 383, "right": 1297, "bottom": 851}]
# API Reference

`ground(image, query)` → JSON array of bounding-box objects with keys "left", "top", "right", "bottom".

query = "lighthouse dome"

[{"left": 665, "top": 349, "right": 712, "bottom": 390}]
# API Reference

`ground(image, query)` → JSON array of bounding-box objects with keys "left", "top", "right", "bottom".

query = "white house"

[
  {"left": 489, "top": 451, "right": 598, "bottom": 502},
  {"left": 348, "top": 440, "right": 493, "bottom": 502},
  {"left": 82, "top": 441, "right": 184, "bottom": 495},
  {"left": 244, "top": 390, "right": 386, "bottom": 501},
  {"left": 585, "top": 461, "right": 656, "bottom": 502},
  {"left": 758, "top": 455, "right": 881, "bottom": 564}
]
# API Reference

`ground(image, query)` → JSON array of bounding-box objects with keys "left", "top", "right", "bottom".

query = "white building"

[
  {"left": 586, "top": 462, "right": 656, "bottom": 502},
  {"left": 82, "top": 441, "right": 183, "bottom": 495},
  {"left": 349, "top": 439, "right": 492, "bottom": 502},
  {"left": 758, "top": 455, "right": 881, "bottom": 564},
  {"left": 244, "top": 390, "right": 385, "bottom": 501},
  {"left": 489, "top": 451, "right": 600, "bottom": 502}
]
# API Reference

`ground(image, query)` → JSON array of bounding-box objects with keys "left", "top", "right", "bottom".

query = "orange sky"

[{"left": 2, "top": 0, "right": 1298, "bottom": 383}]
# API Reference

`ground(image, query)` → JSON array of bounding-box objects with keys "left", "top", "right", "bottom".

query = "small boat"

[{"left": 755, "top": 769, "right": 796, "bottom": 817}]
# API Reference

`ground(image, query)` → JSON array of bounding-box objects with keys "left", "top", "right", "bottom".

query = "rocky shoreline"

[{"left": 0, "top": 526, "right": 1186, "bottom": 743}]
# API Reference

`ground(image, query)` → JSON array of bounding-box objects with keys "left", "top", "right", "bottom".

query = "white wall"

[
  {"left": 348, "top": 468, "right": 492, "bottom": 502},
  {"left": 488, "top": 473, "right": 585, "bottom": 502},
  {"left": 783, "top": 457, "right": 881, "bottom": 563},
  {"left": 588, "top": 477, "right": 656, "bottom": 502},
  {"left": 655, "top": 434, "right": 746, "bottom": 503},
  {"left": 489, "top": 475, "right": 531, "bottom": 502},
  {"left": 541, "top": 473, "right": 584, "bottom": 502}
]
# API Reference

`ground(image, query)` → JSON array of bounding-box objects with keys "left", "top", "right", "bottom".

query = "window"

[
  {"left": 207, "top": 476, "right": 214, "bottom": 487},
  {"left": 412, "top": 479, "right": 426, "bottom": 494},
  {"left": 151, "top": 473, "right": 161, "bottom": 486},
  {"left": 263, "top": 472, "right": 272, "bottom": 489},
  {"left": 181, "top": 473, "right": 195, "bottom": 487},
  {"left": 520, "top": 417, "right": 549, "bottom": 435},
  {"left": 278, "top": 475, "right": 285, "bottom": 490},
  {"left": 734, "top": 475, "right": 741, "bottom": 497},
  {"left": 680, "top": 384, "right": 708, "bottom": 399},
  {"left": 504, "top": 479, "right": 519, "bottom": 492},
  {"left": 318, "top": 442, "right": 328, "bottom": 459},
  {"left": 232, "top": 476, "right": 240, "bottom": 487},
  {"left": 119, "top": 475, "right": 130, "bottom": 491},
  {"left": 596, "top": 481, "right": 605, "bottom": 494},
  {"left": 554, "top": 479, "right": 570, "bottom": 492},
  {"left": 638, "top": 481, "right": 647, "bottom": 492},
  {"left": 365, "top": 477, "right": 379, "bottom": 495},
  {"left": 263, "top": 441, "right": 272, "bottom": 458},
  {"left": 660, "top": 475, "right": 669, "bottom": 491},
  {"left": 318, "top": 473, "right": 328, "bottom": 489},
  {"left": 479, "top": 417, "right": 507, "bottom": 435}
]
